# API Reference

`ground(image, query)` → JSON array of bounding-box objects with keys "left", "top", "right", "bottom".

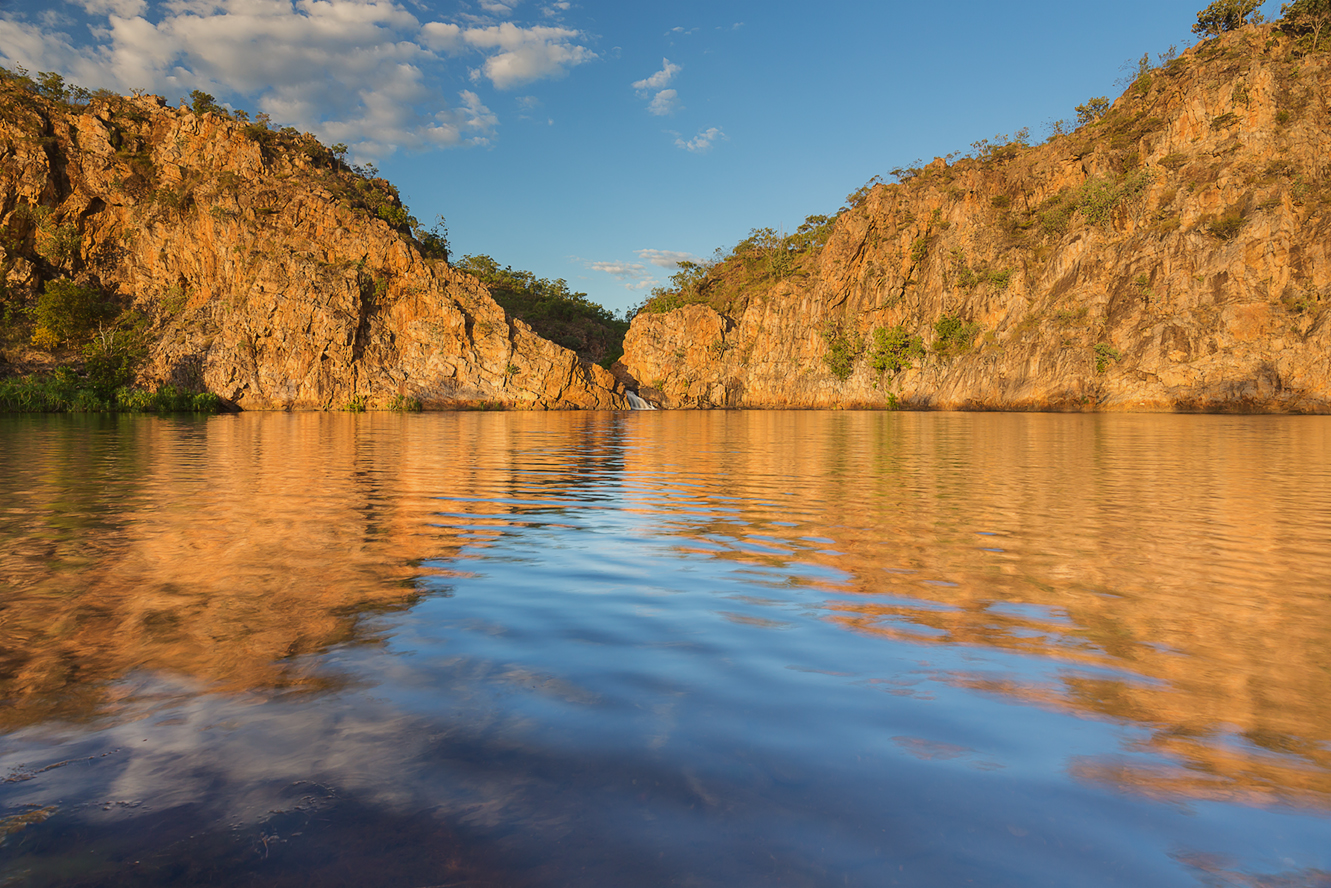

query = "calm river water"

[{"left": 1, "top": 411, "right": 1329, "bottom": 887}]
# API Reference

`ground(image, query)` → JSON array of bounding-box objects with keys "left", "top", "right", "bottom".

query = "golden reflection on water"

[
  {"left": 615, "top": 412, "right": 1331, "bottom": 809},
  {"left": 2, "top": 411, "right": 1330, "bottom": 812},
  {"left": 0, "top": 413, "right": 619, "bottom": 730}
]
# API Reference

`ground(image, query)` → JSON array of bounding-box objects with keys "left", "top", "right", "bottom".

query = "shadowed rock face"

[
  {"left": 0, "top": 88, "right": 627, "bottom": 410},
  {"left": 618, "top": 27, "right": 1331, "bottom": 413}
]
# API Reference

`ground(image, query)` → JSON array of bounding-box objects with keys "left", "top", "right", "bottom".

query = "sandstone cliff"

[
  {"left": 618, "top": 26, "right": 1331, "bottom": 412},
  {"left": 0, "top": 84, "right": 628, "bottom": 410}
]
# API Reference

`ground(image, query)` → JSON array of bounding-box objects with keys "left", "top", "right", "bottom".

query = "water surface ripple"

[{"left": 1, "top": 411, "right": 1329, "bottom": 887}]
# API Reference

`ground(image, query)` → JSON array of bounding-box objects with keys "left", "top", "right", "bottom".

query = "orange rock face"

[
  {"left": 0, "top": 91, "right": 626, "bottom": 410},
  {"left": 618, "top": 28, "right": 1331, "bottom": 412}
]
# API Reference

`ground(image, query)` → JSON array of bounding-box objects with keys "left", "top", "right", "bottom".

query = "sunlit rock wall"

[
  {"left": 0, "top": 89, "right": 626, "bottom": 410},
  {"left": 619, "top": 27, "right": 1331, "bottom": 413}
]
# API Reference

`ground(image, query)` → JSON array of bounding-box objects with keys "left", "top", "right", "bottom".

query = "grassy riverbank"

[{"left": 0, "top": 368, "right": 221, "bottom": 414}]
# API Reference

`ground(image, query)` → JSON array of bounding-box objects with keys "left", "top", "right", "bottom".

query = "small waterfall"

[{"left": 625, "top": 391, "right": 656, "bottom": 410}]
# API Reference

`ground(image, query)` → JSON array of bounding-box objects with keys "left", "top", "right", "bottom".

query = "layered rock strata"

[{"left": 618, "top": 27, "right": 1331, "bottom": 412}]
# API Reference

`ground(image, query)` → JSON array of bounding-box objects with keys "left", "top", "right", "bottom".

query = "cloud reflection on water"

[{"left": 2, "top": 411, "right": 1331, "bottom": 886}]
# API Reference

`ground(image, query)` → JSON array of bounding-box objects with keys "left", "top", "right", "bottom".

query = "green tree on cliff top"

[
  {"left": 1193, "top": 0, "right": 1264, "bottom": 36},
  {"left": 1282, "top": 0, "right": 1331, "bottom": 49}
]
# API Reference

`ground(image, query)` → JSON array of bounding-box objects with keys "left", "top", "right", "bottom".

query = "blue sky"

[{"left": 0, "top": 0, "right": 1280, "bottom": 315}]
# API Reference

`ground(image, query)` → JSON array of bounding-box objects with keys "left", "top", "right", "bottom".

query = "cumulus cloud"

[
  {"left": 421, "top": 21, "right": 463, "bottom": 51},
  {"left": 587, "top": 260, "right": 650, "bottom": 281},
  {"left": 632, "top": 58, "right": 679, "bottom": 93},
  {"left": 0, "top": 0, "right": 595, "bottom": 156},
  {"left": 463, "top": 23, "right": 596, "bottom": 89},
  {"left": 635, "top": 249, "right": 698, "bottom": 269},
  {"left": 675, "top": 127, "right": 725, "bottom": 153},
  {"left": 646, "top": 88, "right": 678, "bottom": 116}
]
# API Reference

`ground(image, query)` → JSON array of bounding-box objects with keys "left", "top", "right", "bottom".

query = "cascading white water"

[{"left": 625, "top": 391, "right": 656, "bottom": 410}]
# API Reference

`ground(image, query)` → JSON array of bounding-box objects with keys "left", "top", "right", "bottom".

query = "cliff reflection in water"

[
  {"left": 611, "top": 412, "right": 1331, "bottom": 809},
  {"left": 0, "top": 413, "right": 624, "bottom": 731},
  {"left": 2, "top": 410, "right": 1330, "bottom": 819}
]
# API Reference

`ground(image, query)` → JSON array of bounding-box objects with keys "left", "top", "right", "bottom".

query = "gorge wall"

[
  {"left": 0, "top": 85, "right": 627, "bottom": 410},
  {"left": 617, "top": 27, "right": 1331, "bottom": 412}
]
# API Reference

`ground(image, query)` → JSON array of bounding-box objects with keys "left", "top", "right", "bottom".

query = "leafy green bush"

[
  {"left": 115, "top": 385, "right": 216, "bottom": 413},
  {"left": 821, "top": 324, "right": 865, "bottom": 380},
  {"left": 388, "top": 393, "right": 423, "bottom": 412},
  {"left": 0, "top": 367, "right": 82, "bottom": 412},
  {"left": 376, "top": 203, "right": 410, "bottom": 228},
  {"left": 952, "top": 252, "right": 1013, "bottom": 289},
  {"left": 1037, "top": 190, "right": 1077, "bottom": 234},
  {"left": 115, "top": 387, "right": 156, "bottom": 412},
  {"left": 1076, "top": 97, "right": 1110, "bottom": 125},
  {"left": 932, "top": 315, "right": 981, "bottom": 357},
  {"left": 0, "top": 371, "right": 220, "bottom": 414},
  {"left": 1076, "top": 169, "right": 1154, "bottom": 226},
  {"left": 868, "top": 326, "right": 924, "bottom": 374},
  {"left": 34, "top": 219, "right": 81, "bottom": 265},
  {"left": 1207, "top": 210, "right": 1246, "bottom": 239},
  {"left": 31, "top": 280, "right": 112, "bottom": 349},
  {"left": 192, "top": 392, "right": 221, "bottom": 412},
  {"left": 1094, "top": 343, "right": 1122, "bottom": 372}
]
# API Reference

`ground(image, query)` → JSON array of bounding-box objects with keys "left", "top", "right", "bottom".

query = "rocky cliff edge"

[
  {"left": 617, "top": 26, "right": 1331, "bottom": 412},
  {"left": 0, "top": 86, "right": 627, "bottom": 410}
]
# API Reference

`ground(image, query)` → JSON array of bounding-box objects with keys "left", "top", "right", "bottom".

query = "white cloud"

[
  {"left": 635, "top": 249, "right": 697, "bottom": 269},
  {"left": 583, "top": 258, "right": 667, "bottom": 291},
  {"left": 479, "top": 0, "right": 523, "bottom": 15},
  {"left": 463, "top": 23, "right": 596, "bottom": 89},
  {"left": 646, "top": 88, "right": 678, "bottom": 116},
  {"left": 588, "top": 260, "right": 650, "bottom": 280},
  {"left": 39, "top": 10, "right": 78, "bottom": 29},
  {"left": 632, "top": 57, "right": 679, "bottom": 93},
  {"left": 420, "top": 21, "right": 462, "bottom": 51},
  {"left": 72, "top": 0, "right": 148, "bottom": 17},
  {"left": 675, "top": 127, "right": 725, "bottom": 153},
  {"left": 0, "top": 0, "right": 596, "bottom": 157}
]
